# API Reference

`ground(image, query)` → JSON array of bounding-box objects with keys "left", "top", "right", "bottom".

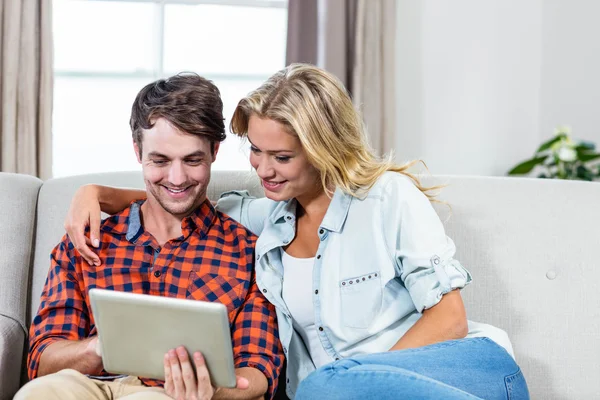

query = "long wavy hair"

[{"left": 230, "top": 63, "right": 437, "bottom": 199}]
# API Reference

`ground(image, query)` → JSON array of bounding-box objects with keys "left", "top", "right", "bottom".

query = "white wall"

[
  {"left": 396, "top": 0, "right": 600, "bottom": 176},
  {"left": 540, "top": 0, "right": 600, "bottom": 146}
]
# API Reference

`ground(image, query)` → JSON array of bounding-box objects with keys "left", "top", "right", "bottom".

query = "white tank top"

[{"left": 281, "top": 250, "right": 334, "bottom": 369}]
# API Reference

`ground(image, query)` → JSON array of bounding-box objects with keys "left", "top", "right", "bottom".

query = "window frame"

[
  {"left": 54, "top": 0, "right": 288, "bottom": 81},
  {"left": 52, "top": 0, "right": 288, "bottom": 176}
]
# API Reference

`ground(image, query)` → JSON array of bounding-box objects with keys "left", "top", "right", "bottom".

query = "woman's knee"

[{"left": 295, "top": 366, "right": 337, "bottom": 399}]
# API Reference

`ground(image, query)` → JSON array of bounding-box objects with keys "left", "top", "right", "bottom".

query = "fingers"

[
  {"left": 95, "top": 337, "right": 102, "bottom": 357},
  {"left": 64, "top": 185, "right": 102, "bottom": 266},
  {"left": 89, "top": 214, "right": 101, "bottom": 249},
  {"left": 168, "top": 349, "right": 186, "bottom": 398},
  {"left": 176, "top": 347, "right": 198, "bottom": 400},
  {"left": 65, "top": 219, "right": 100, "bottom": 266},
  {"left": 164, "top": 353, "right": 174, "bottom": 397},
  {"left": 193, "top": 352, "right": 215, "bottom": 399},
  {"left": 236, "top": 376, "right": 250, "bottom": 390},
  {"left": 164, "top": 348, "right": 214, "bottom": 400},
  {"left": 76, "top": 236, "right": 101, "bottom": 266}
]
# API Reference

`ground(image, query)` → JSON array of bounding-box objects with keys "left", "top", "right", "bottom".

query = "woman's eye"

[
  {"left": 250, "top": 146, "right": 260, "bottom": 154},
  {"left": 275, "top": 156, "right": 291, "bottom": 163}
]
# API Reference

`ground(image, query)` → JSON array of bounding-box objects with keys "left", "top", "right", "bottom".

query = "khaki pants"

[{"left": 14, "top": 369, "right": 172, "bottom": 400}]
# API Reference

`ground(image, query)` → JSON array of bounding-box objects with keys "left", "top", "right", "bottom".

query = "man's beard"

[{"left": 148, "top": 182, "right": 205, "bottom": 218}]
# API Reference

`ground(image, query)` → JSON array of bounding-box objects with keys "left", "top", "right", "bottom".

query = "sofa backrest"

[
  {"left": 0, "top": 173, "right": 42, "bottom": 399},
  {"left": 423, "top": 175, "right": 600, "bottom": 399},
  {"left": 29, "top": 171, "right": 600, "bottom": 399}
]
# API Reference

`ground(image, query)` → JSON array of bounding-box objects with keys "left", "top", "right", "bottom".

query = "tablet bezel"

[{"left": 89, "top": 288, "right": 237, "bottom": 388}]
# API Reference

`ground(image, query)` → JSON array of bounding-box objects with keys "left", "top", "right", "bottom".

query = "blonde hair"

[{"left": 230, "top": 63, "right": 437, "bottom": 199}]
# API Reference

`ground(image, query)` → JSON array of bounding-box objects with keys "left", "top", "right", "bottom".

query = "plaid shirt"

[{"left": 28, "top": 200, "right": 284, "bottom": 399}]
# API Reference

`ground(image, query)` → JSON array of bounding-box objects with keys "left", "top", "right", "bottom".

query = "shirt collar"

[
  {"left": 320, "top": 187, "right": 353, "bottom": 233},
  {"left": 268, "top": 187, "right": 353, "bottom": 233},
  {"left": 101, "top": 199, "right": 216, "bottom": 243}
]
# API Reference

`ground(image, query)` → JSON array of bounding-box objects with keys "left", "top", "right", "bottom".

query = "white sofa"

[{"left": 1, "top": 170, "right": 599, "bottom": 399}]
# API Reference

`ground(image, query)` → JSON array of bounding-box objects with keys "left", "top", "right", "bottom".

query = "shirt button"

[
  {"left": 262, "top": 289, "right": 267, "bottom": 293},
  {"left": 317, "top": 255, "right": 321, "bottom": 259},
  {"left": 153, "top": 270, "right": 161, "bottom": 278},
  {"left": 314, "top": 290, "right": 318, "bottom": 295},
  {"left": 319, "top": 229, "right": 324, "bottom": 234},
  {"left": 318, "top": 326, "right": 324, "bottom": 332},
  {"left": 283, "top": 347, "right": 287, "bottom": 353},
  {"left": 335, "top": 358, "right": 340, "bottom": 361},
  {"left": 286, "top": 216, "right": 292, "bottom": 220}
]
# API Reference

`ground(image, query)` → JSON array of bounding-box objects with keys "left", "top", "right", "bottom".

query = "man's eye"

[
  {"left": 152, "top": 160, "right": 167, "bottom": 165},
  {"left": 186, "top": 159, "right": 202, "bottom": 165}
]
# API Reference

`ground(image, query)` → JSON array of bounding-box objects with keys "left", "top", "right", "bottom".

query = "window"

[{"left": 52, "top": 0, "right": 288, "bottom": 177}]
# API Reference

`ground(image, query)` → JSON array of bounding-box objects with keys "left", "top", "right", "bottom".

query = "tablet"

[{"left": 89, "top": 288, "right": 236, "bottom": 388}]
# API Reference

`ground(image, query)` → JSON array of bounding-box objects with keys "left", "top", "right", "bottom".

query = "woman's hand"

[
  {"left": 64, "top": 184, "right": 102, "bottom": 266},
  {"left": 164, "top": 346, "right": 249, "bottom": 400}
]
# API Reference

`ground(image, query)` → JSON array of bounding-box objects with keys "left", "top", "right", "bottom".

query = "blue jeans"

[{"left": 294, "top": 338, "right": 529, "bottom": 400}]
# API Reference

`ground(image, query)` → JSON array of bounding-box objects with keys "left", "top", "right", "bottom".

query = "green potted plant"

[{"left": 508, "top": 126, "right": 600, "bottom": 181}]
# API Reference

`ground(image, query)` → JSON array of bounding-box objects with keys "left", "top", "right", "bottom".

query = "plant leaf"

[
  {"left": 508, "top": 156, "right": 548, "bottom": 175},
  {"left": 576, "top": 165, "right": 594, "bottom": 181},
  {"left": 578, "top": 151, "right": 600, "bottom": 162},
  {"left": 576, "top": 141, "right": 596, "bottom": 151},
  {"left": 536, "top": 134, "right": 566, "bottom": 153}
]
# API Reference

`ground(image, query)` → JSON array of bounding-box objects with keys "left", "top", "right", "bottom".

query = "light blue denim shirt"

[{"left": 217, "top": 172, "right": 513, "bottom": 399}]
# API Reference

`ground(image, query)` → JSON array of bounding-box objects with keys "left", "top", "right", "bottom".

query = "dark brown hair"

[{"left": 130, "top": 72, "right": 226, "bottom": 155}]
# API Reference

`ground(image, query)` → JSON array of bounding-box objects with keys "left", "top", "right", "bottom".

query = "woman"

[{"left": 65, "top": 64, "right": 529, "bottom": 399}]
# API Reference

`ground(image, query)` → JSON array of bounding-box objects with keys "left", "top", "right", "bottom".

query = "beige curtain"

[
  {"left": 352, "top": 0, "right": 397, "bottom": 156},
  {"left": 286, "top": 0, "right": 356, "bottom": 90},
  {"left": 0, "top": 0, "right": 53, "bottom": 179},
  {"left": 286, "top": 0, "right": 396, "bottom": 157}
]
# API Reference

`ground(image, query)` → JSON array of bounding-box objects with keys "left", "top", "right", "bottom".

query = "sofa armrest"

[{"left": 0, "top": 315, "right": 25, "bottom": 400}]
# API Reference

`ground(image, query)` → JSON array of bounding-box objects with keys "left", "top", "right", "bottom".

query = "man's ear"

[
  {"left": 211, "top": 141, "right": 220, "bottom": 163},
  {"left": 133, "top": 142, "right": 142, "bottom": 164}
]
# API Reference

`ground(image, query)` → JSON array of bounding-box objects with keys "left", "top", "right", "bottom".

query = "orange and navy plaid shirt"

[{"left": 28, "top": 199, "right": 284, "bottom": 399}]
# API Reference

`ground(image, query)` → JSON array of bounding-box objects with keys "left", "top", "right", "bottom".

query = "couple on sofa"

[{"left": 15, "top": 64, "right": 529, "bottom": 400}]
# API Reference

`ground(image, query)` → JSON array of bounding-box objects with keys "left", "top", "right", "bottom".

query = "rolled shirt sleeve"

[{"left": 384, "top": 176, "right": 472, "bottom": 312}]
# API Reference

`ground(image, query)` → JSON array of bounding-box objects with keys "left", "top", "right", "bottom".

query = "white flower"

[
  {"left": 554, "top": 125, "right": 572, "bottom": 136},
  {"left": 557, "top": 145, "right": 577, "bottom": 162}
]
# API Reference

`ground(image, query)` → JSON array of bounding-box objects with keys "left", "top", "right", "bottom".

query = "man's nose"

[{"left": 167, "top": 161, "right": 186, "bottom": 186}]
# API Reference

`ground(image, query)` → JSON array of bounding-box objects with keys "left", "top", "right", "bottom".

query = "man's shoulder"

[
  {"left": 98, "top": 204, "right": 135, "bottom": 237},
  {"left": 214, "top": 210, "right": 258, "bottom": 244}
]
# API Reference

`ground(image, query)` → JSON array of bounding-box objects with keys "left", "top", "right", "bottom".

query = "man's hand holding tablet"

[{"left": 163, "top": 346, "right": 250, "bottom": 400}]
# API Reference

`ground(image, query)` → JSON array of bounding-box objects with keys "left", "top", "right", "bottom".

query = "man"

[{"left": 15, "top": 74, "right": 283, "bottom": 400}]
